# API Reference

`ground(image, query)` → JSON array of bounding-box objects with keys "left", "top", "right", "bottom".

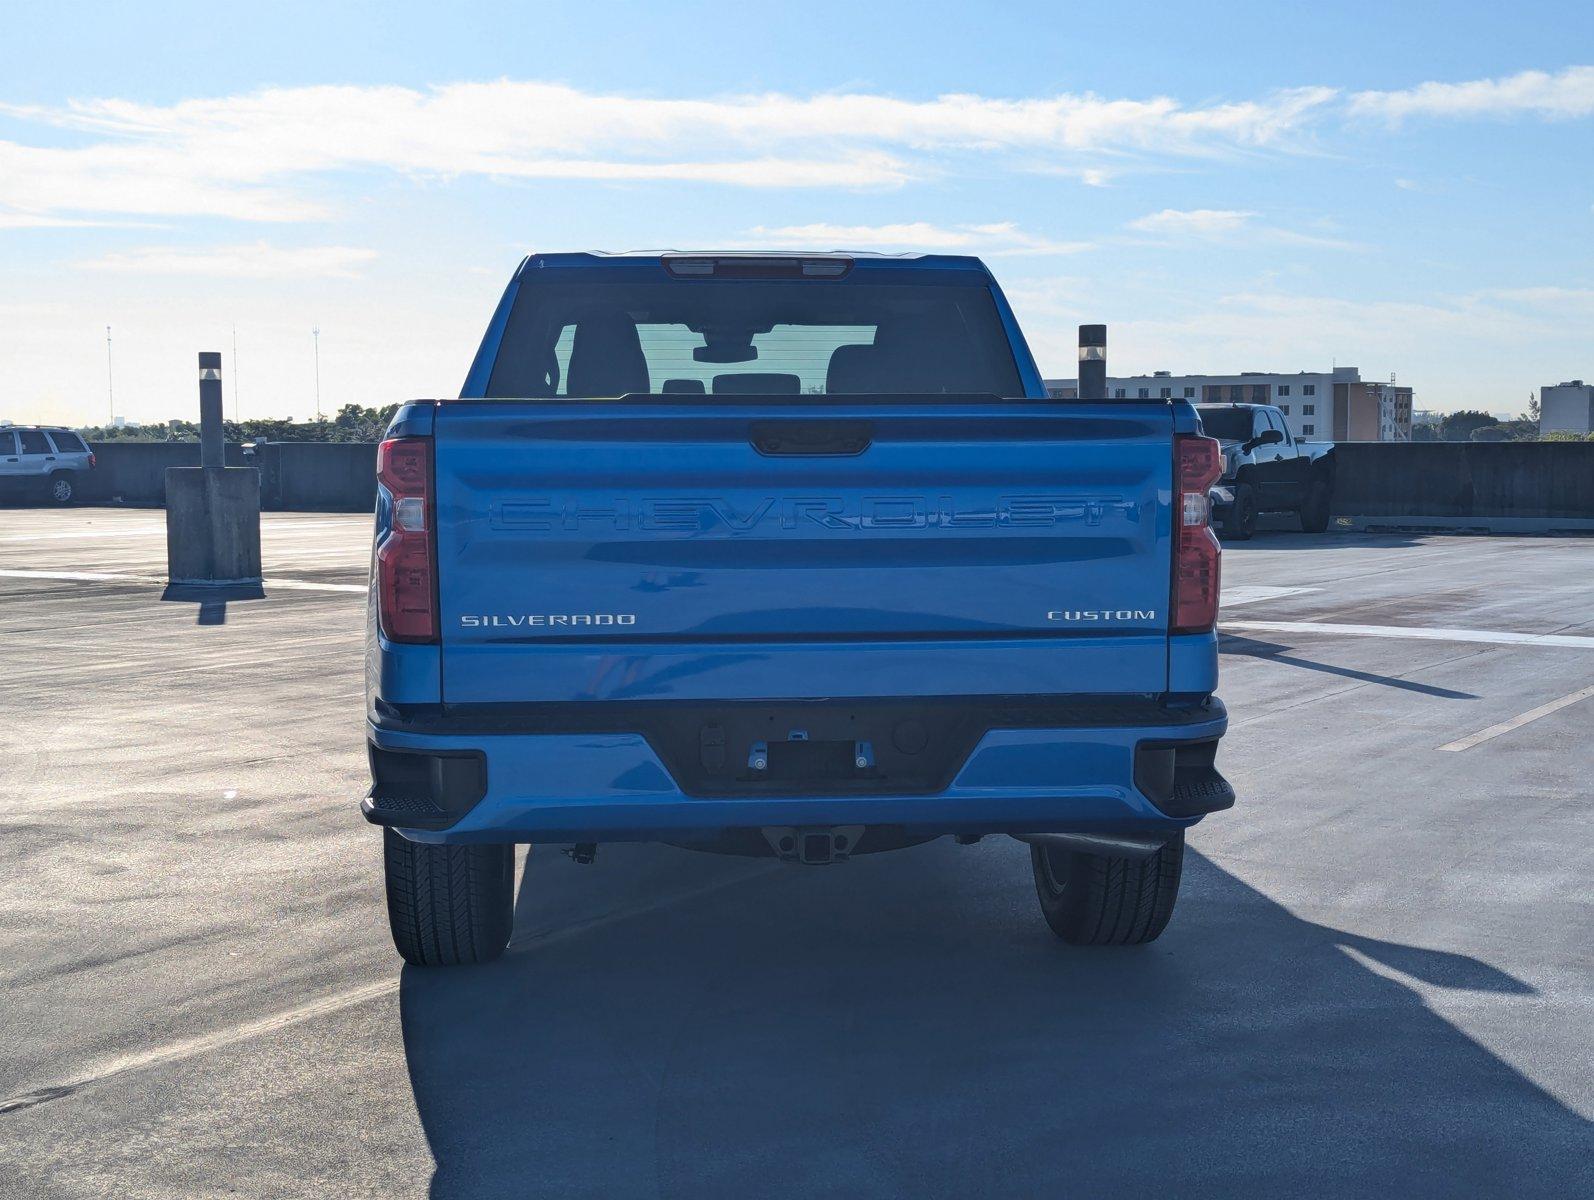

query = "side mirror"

[{"left": 1243, "top": 428, "right": 1284, "bottom": 452}]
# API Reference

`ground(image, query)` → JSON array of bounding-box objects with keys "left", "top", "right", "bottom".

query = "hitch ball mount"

[{"left": 761, "top": 825, "right": 867, "bottom": 865}]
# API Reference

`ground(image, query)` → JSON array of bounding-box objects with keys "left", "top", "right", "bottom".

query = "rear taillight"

[
  {"left": 1172, "top": 434, "right": 1223, "bottom": 634},
  {"left": 376, "top": 437, "right": 437, "bottom": 643},
  {"left": 88, "top": 452, "right": 97, "bottom": 469}
]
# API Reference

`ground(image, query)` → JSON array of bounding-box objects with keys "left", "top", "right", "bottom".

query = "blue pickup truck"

[{"left": 364, "top": 252, "right": 1232, "bottom": 965}]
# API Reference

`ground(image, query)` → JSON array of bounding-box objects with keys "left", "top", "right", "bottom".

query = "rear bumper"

[{"left": 364, "top": 695, "right": 1231, "bottom": 845}]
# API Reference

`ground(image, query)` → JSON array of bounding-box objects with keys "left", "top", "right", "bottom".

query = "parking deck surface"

[{"left": 1, "top": 508, "right": 1591, "bottom": 1198}]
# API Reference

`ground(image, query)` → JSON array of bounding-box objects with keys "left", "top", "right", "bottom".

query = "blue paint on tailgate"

[{"left": 434, "top": 401, "right": 1176, "bottom": 703}]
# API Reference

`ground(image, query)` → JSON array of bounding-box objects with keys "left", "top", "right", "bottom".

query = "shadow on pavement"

[
  {"left": 160, "top": 581, "right": 264, "bottom": 625},
  {"left": 1222, "top": 520, "right": 1427, "bottom": 548},
  {"left": 1219, "top": 634, "right": 1480, "bottom": 699},
  {"left": 400, "top": 841, "right": 1591, "bottom": 1199}
]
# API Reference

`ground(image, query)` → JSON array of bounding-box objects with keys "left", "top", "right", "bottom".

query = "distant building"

[
  {"left": 1540, "top": 381, "right": 1594, "bottom": 435},
  {"left": 1344, "top": 379, "right": 1415, "bottom": 442},
  {"left": 1042, "top": 366, "right": 1413, "bottom": 441}
]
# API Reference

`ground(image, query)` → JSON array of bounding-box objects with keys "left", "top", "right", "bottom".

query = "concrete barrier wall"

[
  {"left": 76, "top": 438, "right": 1594, "bottom": 519},
  {"left": 1332, "top": 442, "right": 1594, "bottom": 520},
  {"left": 84, "top": 441, "right": 371, "bottom": 510},
  {"left": 255, "top": 442, "right": 376, "bottom": 512},
  {"left": 80, "top": 442, "right": 245, "bottom": 504}
]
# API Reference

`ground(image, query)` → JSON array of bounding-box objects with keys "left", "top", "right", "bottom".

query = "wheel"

[
  {"left": 1030, "top": 832, "right": 1184, "bottom": 945},
  {"left": 1299, "top": 478, "right": 1332, "bottom": 533},
  {"left": 1221, "top": 483, "right": 1257, "bottom": 540},
  {"left": 383, "top": 828, "right": 515, "bottom": 966},
  {"left": 47, "top": 472, "right": 74, "bottom": 505}
]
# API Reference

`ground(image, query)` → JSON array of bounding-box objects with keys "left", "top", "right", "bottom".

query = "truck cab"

[{"left": 365, "top": 252, "right": 1234, "bottom": 965}]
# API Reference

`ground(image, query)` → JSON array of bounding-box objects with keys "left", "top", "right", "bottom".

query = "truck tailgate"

[{"left": 434, "top": 400, "right": 1174, "bottom": 703}]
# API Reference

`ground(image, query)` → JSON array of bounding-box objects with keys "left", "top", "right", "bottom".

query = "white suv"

[{"left": 0, "top": 426, "right": 97, "bottom": 504}]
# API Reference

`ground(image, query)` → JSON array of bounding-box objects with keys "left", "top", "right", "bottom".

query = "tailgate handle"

[{"left": 751, "top": 420, "right": 872, "bottom": 457}]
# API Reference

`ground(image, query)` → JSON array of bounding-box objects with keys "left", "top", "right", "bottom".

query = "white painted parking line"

[
  {"left": 0, "top": 980, "right": 399, "bottom": 1116},
  {"left": 0, "top": 568, "right": 364, "bottom": 593},
  {"left": 1221, "top": 585, "right": 1319, "bottom": 608},
  {"left": 0, "top": 568, "right": 165, "bottom": 584},
  {"left": 263, "top": 578, "right": 366, "bottom": 594},
  {"left": 1222, "top": 618, "right": 1594, "bottom": 650},
  {"left": 1438, "top": 685, "right": 1594, "bottom": 752},
  {"left": 67, "top": 634, "right": 359, "bottom": 675},
  {"left": 0, "top": 525, "right": 168, "bottom": 542},
  {"left": 0, "top": 520, "right": 365, "bottom": 544}
]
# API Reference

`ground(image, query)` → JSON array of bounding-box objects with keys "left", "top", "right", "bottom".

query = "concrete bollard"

[
  {"left": 165, "top": 352, "right": 263, "bottom": 585},
  {"left": 165, "top": 466, "right": 262, "bottom": 583}
]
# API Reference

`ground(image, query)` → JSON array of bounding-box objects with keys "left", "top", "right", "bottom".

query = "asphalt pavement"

[{"left": 1, "top": 507, "right": 1590, "bottom": 1198}]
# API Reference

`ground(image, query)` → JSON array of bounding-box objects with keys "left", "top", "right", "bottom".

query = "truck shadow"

[
  {"left": 1219, "top": 633, "right": 1479, "bottom": 699},
  {"left": 399, "top": 841, "right": 1592, "bottom": 1199}
]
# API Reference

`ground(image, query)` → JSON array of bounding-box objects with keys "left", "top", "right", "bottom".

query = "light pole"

[
  {"left": 198, "top": 352, "right": 224, "bottom": 468},
  {"left": 312, "top": 326, "right": 322, "bottom": 422},
  {"left": 106, "top": 325, "right": 114, "bottom": 425},
  {"left": 232, "top": 324, "right": 239, "bottom": 422},
  {"left": 1078, "top": 324, "right": 1106, "bottom": 401}
]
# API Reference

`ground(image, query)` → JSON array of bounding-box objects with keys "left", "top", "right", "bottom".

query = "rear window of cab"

[{"left": 486, "top": 278, "right": 1024, "bottom": 399}]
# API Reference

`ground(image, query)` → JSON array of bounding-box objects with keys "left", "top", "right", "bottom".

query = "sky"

[{"left": 1, "top": 0, "right": 1591, "bottom": 426}]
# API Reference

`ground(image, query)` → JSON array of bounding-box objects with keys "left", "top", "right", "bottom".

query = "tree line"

[
  {"left": 76, "top": 403, "right": 402, "bottom": 443},
  {"left": 1414, "top": 398, "right": 1592, "bottom": 442}
]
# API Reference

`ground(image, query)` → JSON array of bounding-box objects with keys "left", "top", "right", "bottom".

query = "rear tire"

[
  {"left": 1299, "top": 478, "right": 1332, "bottom": 533},
  {"left": 383, "top": 829, "right": 515, "bottom": 966},
  {"left": 1030, "top": 832, "right": 1184, "bottom": 945},
  {"left": 1222, "top": 483, "right": 1257, "bottom": 540},
  {"left": 47, "top": 472, "right": 74, "bottom": 505}
]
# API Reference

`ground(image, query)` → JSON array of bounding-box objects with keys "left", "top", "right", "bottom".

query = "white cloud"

[
  {"left": 1481, "top": 286, "right": 1594, "bottom": 313},
  {"left": 745, "top": 221, "right": 1092, "bottom": 256},
  {"left": 1349, "top": 66, "right": 1594, "bottom": 122},
  {"left": 1125, "top": 207, "right": 1359, "bottom": 249},
  {"left": 1127, "top": 208, "right": 1257, "bottom": 236},
  {"left": 1258, "top": 227, "right": 1363, "bottom": 250},
  {"left": 17, "top": 81, "right": 1336, "bottom": 158},
  {"left": 2, "top": 69, "right": 1590, "bottom": 225},
  {"left": 0, "top": 141, "right": 330, "bottom": 222},
  {"left": 0, "top": 209, "right": 156, "bottom": 229},
  {"left": 76, "top": 242, "right": 378, "bottom": 278},
  {"left": 0, "top": 80, "right": 1340, "bottom": 223}
]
